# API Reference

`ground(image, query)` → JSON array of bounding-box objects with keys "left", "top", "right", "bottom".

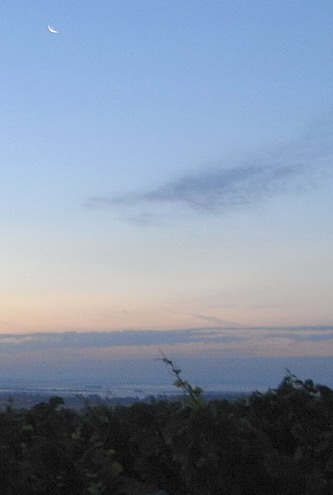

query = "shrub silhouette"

[{"left": 0, "top": 368, "right": 332, "bottom": 494}]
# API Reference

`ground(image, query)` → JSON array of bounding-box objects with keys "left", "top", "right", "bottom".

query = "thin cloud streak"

[
  {"left": 163, "top": 307, "right": 245, "bottom": 327},
  {"left": 0, "top": 329, "right": 248, "bottom": 352},
  {"left": 0, "top": 326, "right": 333, "bottom": 353},
  {"left": 263, "top": 331, "right": 333, "bottom": 342},
  {"left": 88, "top": 118, "right": 333, "bottom": 217}
]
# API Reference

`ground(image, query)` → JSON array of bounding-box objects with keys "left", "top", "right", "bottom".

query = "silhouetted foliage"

[{"left": 0, "top": 369, "right": 333, "bottom": 494}]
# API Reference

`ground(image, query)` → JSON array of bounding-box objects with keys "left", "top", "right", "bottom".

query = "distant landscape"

[{"left": 0, "top": 381, "right": 247, "bottom": 410}]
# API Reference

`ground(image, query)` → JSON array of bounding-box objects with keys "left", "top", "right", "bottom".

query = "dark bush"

[{"left": 0, "top": 371, "right": 332, "bottom": 494}]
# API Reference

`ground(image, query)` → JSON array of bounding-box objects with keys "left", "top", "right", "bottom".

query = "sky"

[{"left": 1, "top": 1, "right": 333, "bottom": 391}]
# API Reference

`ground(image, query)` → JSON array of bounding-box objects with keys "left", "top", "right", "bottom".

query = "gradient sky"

[{"left": 1, "top": 1, "right": 333, "bottom": 389}]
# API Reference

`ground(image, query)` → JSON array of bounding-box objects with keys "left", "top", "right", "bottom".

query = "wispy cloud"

[
  {"left": 87, "top": 117, "right": 333, "bottom": 219},
  {"left": 1, "top": 326, "right": 333, "bottom": 354},
  {"left": 263, "top": 331, "right": 333, "bottom": 342},
  {"left": 163, "top": 307, "right": 244, "bottom": 327},
  {"left": 0, "top": 329, "right": 248, "bottom": 352}
]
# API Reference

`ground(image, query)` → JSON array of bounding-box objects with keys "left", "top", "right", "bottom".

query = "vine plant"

[{"left": 159, "top": 353, "right": 205, "bottom": 409}]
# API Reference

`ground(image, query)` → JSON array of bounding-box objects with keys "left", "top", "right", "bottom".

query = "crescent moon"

[{"left": 47, "top": 25, "right": 59, "bottom": 34}]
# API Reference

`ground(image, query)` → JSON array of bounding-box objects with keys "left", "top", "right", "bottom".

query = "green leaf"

[
  {"left": 21, "top": 424, "right": 33, "bottom": 431},
  {"left": 87, "top": 482, "right": 104, "bottom": 494},
  {"left": 106, "top": 449, "right": 116, "bottom": 456},
  {"left": 110, "top": 461, "right": 123, "bottom": 476}
]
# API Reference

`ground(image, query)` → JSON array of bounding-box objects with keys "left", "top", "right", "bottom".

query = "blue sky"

[{"left": 1, "top": 1, "right": 333, "bottom": 390}]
